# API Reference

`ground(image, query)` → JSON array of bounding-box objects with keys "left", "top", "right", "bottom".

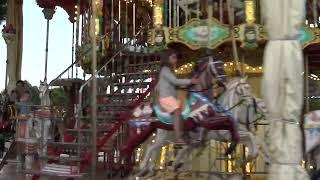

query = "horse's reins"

[{"left": 220, "top": 81, "right": 265, "bottom": 127}]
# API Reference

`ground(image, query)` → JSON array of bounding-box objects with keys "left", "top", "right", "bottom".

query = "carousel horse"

[
  {"left": 37, "top": 81, "right": 53, "bottom": 154},
  {"left": 16, "top": 81, "right": 53, "bottom": 170},
  {"left": 0, "top": 91, "right": 16, "bottom": 156},
  {"left": 119, "top": 55, "right": 240, "bottom": 175},
  {"left": 172, "top": 77, "right": 271, "bottom": 171},
  {"left": 304, "top": 111, "right": 320, "bottom": 180},
  {"left": 135, "top": 77, "right": 270, "bottom": 177}
]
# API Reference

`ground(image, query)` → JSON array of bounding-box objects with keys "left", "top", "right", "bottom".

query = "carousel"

[{"left": 1, "top": 0, "right": 320, "bottom": 180}]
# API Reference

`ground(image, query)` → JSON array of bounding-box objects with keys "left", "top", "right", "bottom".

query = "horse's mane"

[
  {"left": 225, "top": 77, "right": 242, "bottom": 89},
  {"left": 192, "top": 55, "right": 216, "bottom": 76}
]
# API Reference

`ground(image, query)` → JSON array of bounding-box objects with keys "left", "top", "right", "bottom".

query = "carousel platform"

[{"left": 0, "top": 160, "right": 125, "bottom": 180}]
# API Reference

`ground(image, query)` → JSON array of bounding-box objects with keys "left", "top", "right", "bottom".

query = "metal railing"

[
  {"left": 78, "top": 23, "right": 151, "bottom": 108},
  {"left": 49, "top": 21, "right": 122, "bottom": 86}
]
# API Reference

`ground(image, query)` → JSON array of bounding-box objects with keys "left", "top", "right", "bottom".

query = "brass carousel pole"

[
  {"left": 313, "top": 0, "right": 318, "bottom": 27},
  {"left": 226, "top": 0, "right": 241, "bottom": 75}
]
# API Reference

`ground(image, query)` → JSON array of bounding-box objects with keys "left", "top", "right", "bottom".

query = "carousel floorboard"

[{"left": 0, "top": 160, "right": 125, "bottom": 180}]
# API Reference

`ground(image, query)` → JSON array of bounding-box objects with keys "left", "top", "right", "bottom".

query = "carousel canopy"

[{"left": 36, "top": 0, "right": 89, "bottom": 23}]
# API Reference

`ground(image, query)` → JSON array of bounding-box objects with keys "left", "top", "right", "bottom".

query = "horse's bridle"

[
  {"left": 221, "top": 81, "right": 265, "bottom": 129},
  {"left": 186, "top": 59, "right": 226, "bottom": 93}
]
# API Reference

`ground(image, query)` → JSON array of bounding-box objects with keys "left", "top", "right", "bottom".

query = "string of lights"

[{"left": 175, "top": 62, "right": 264, "bottom": 75}]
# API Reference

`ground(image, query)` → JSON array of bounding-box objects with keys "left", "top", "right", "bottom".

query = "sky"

[{"left": 0, "top": 1, "right": 76, "bottom": 90}]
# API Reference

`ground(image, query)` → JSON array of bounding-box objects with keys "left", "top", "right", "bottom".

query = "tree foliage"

[
  {"left": 0, "top": 0, "right": 7, "bottom": 25},
  {"left": 49, "top": 88, "right": 68, "bottom": 107}
]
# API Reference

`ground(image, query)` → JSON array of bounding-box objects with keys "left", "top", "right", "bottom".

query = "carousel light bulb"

[
  {"left": 310, "top": 166, "right": 314, "bottom": 169},
  {"left": 230, "top": 62, "right": 233, "bottom": 66},
  {"left": 152, "top": 140, "right": 155, "bottom": 143},
  {"left": 224, "top": 64, "right": 227, "bottom": 67},
  {"left": 137, "top": 148, "right": 141, "bottom": 151},
  {"left": 259, "top": 66, "right": 262, "bottom": 70},
  {"left": 175, "top": 70, "right": 178, "bottom": 73},
  {"left": 189, "top": 64, "right": 192, "bottom": 67},
  {"left": 246, "top": 66, "right": 250, "bottom": 70},
  {"left": 74, "top": 17, "right": 77, "bottom": 21},
  {"left": 75, "top": 11, "right": 78, "bottom": 15},
  {"left": 75, "top": 5, "right": 78, "bottom": 9},
  {"left": 252, "top": 68, "right": 256, "bottom": 71},
  {"left": 152, "top": 133, "right": 156, "bottom": 136}
]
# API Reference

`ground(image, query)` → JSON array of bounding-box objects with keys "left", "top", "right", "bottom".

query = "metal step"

[
  {"left": 127, "top": 61, "right": 160, "bottom": 67},
  {"left": 20, "top": 169, "right": 85, "bottom": 178},
  {"left": 113, "top": 81, "right": 151, "bottom": 87},
  {"left": 47, "top": 142, "right": 90, "bottom": 147},
  {"left": 80, "top": 116, "right": 118, "bottom": 121},
  {"left": 65, "top": 129, "right": 92, "bottom": 133},
  {"left": 116, "top": 71, "right": 156, "bottom": 77},
  {"left": 98, "top": 92, "right": 143, "bottom": 98},
  {"left": 38, "top": 155, "right": 83, "bottom": 162}
]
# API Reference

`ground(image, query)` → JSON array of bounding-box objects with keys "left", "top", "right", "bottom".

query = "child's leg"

[{"left": 173, "top": 108, "right": 185, "bottom": 144}]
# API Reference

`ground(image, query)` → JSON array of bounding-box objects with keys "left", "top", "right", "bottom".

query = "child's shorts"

[{"left": 159, "top": 96, "right": 181, "bottom": 113}]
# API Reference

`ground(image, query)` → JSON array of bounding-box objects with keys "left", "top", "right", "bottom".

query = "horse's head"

[
  {"left": 39, "top": 81, "right": 51, "bottom": 106},
  {"left": 190, "top": 55, "right": 227, "bottom": 99},
  {"left": 39, "top": 80, "right": 49, "bottom": 95},
  {"left": 220, "top": 77, "right": 267, "bottom": 127}
]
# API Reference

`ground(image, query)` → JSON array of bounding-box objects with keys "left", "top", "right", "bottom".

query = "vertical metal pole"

[
  {"left": 118, "top": 0, "right": 121, "bottom": 43},
  {"left": 44, "top": 19, "right": 50, "bottom": 83},
  {"left": 71, "top": 23, "right": 75, "bottom": 79},
  {"left": 5, "top": 60, "right": 8, "bottom": 90},
  {"left": 91, "top": 0, "right": 98, "bottom": 178},
  {"left": 313, "top": 0, "right": 318, "bottom": 27},
  {"left": 197, "top": 0, "right": 200, "bottom": 19},
  {"left": 305, "top": 54, "right": 310, "bottom": 112},
  {"left": 133, "top": 3, "right": 136, "bottom": 35},
  {"left": 75, "top": 3, "right": 81, "bottom": 78},
  {"left": 173, "top": 0, "right": 176, "bottom": 27},
  {"left": 111, "top": 0, "right": 114, "bottom": 49},
  {"left": 241, "top": 53, "right": 245, "bottom": 76},
  {"left": 219, "top": 0, "right": 223, "bottom": 22},
  {"left": 227, "top": 0, "right": 241, "bottom": 74},
  {"left": 177, "top": 2, "right": 179, "bottom": 26},
  {"left": 125, "top": 1, "right": 128, "bottom": 39},
  {"left": 169, "top": 0, "right": 172, "bottom": 27}
]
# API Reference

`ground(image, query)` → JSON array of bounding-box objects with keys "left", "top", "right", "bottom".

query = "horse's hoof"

[
  {"left": 174, "top": 162, "right": 184, "bottom": 172},
  {"left": 225, "top": 142, "right": 237, "bottom": 156},
  {"left": 174, "top": 144, "right": 186, "bottom": 149}
]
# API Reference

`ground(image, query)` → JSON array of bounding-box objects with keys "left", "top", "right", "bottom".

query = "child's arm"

[{"left": 163, "top": 67, "right": 191, "bottom": 86}]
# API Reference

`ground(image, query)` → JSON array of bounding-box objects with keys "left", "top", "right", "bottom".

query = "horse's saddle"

[{"left": 153, "top": 99, "right": 194, "bottom": 125}]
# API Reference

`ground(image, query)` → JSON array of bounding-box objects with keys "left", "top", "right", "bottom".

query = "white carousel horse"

[
  {"left": 17, "top": 81, "right": 53, "bottom": 170},
  {"left": 304, "top": 111, "right": 320, "bottom": 180},
  {"left": 37, "top": 81, "right": 53, "bottom": 154},
  {"left": 135, "top": 77, "right": 270, "bottom": 177},
  {"left": 39, "top": 80, "right": 51, "bottom": 106}
]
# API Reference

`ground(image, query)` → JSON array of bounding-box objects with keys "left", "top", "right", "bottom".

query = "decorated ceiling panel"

[{"left": 148, "top": 18, "right": 320, "bottom": 51}]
